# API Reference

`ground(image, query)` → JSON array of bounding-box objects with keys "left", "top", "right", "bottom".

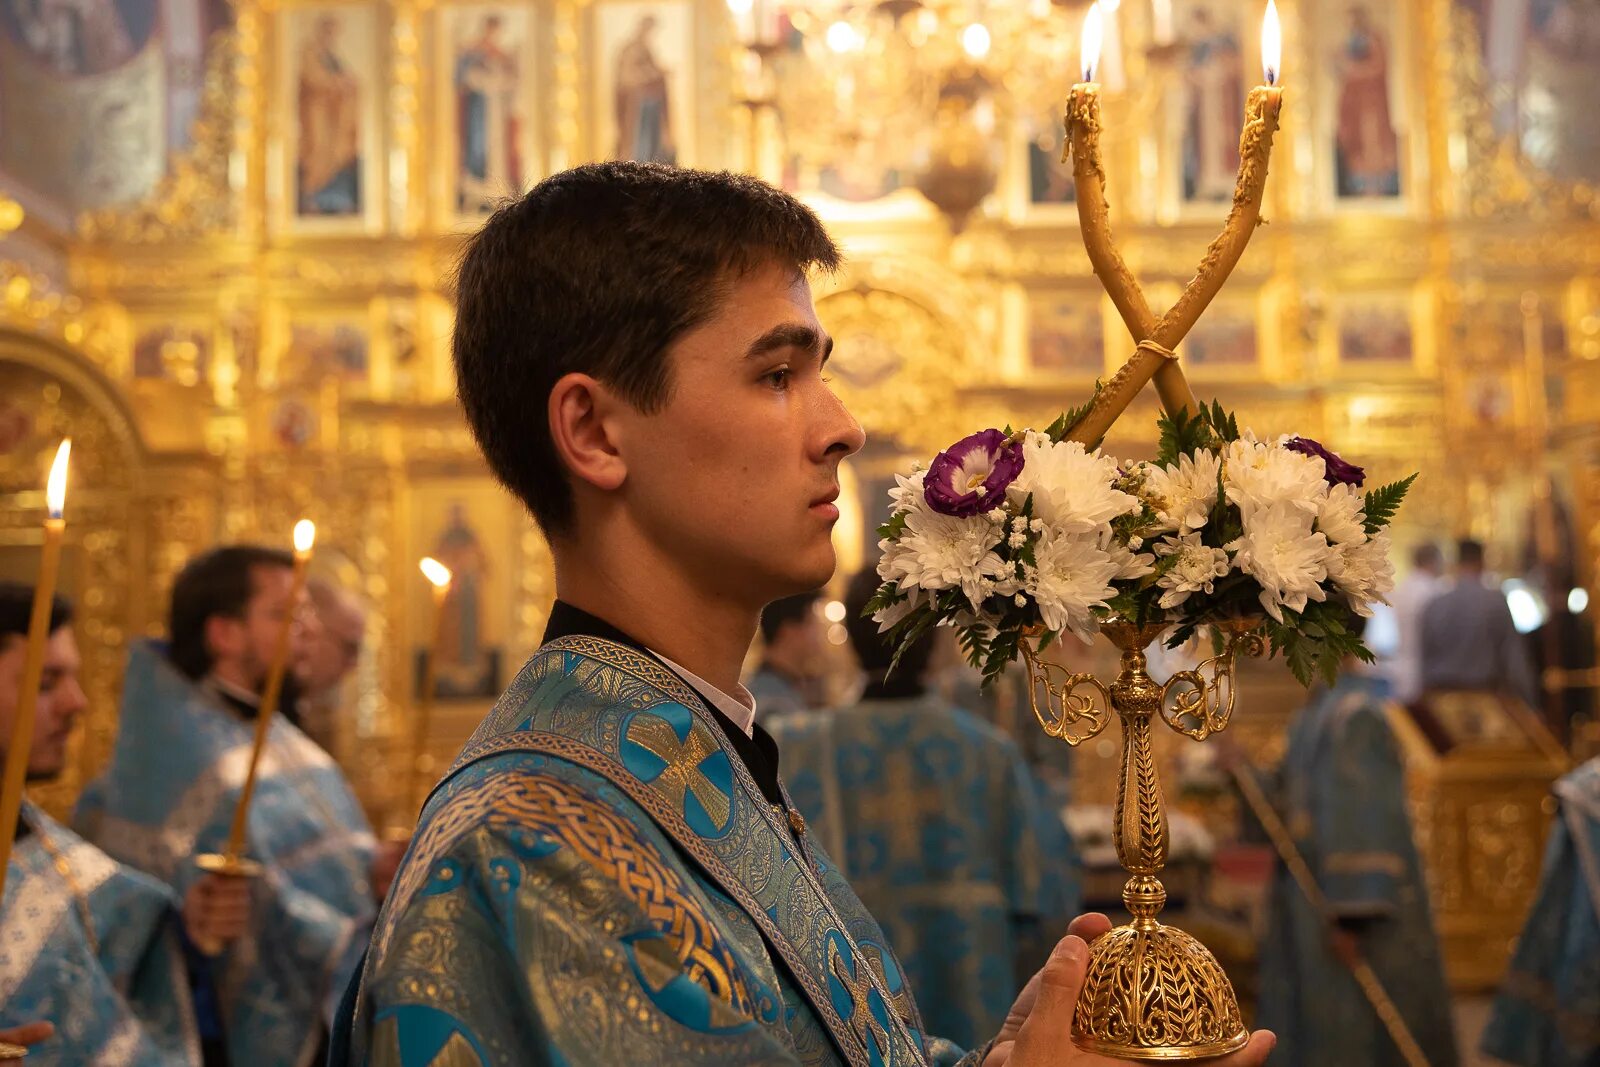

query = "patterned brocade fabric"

[{"left": 335, "top": 636, "right": 984, "bottom": 1067}]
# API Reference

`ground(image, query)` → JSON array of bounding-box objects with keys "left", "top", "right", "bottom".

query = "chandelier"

[{"left": 730, "top": 0, "right": 1121, "bottom": 226}]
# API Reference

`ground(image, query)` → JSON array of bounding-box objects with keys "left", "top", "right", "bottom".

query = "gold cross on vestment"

[
  {"left": 627, "top": 716, "right": 732, "bottom": 830},
  {"left": 828, "top": 938, "right": 891, "bottom": 1057},
  {"left": 880, "top": 752, "right": 951, "bottom": 872}
]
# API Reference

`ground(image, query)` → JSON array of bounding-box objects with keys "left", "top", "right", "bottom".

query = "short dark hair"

[
  {"left": 1411, "top": 542, "right": 1442, "bottom": 569},
  {"left": 0, "top": 583, "right": 72, "bottom": 651},
  {"left": 760, "top": 591, "right": 819, "bottom": 644},
  {"left": 453, "top": 162, "right": 840, "bottom": 535},
  {"left": 168, "top": 546, "right": 294, "bottom": 680},
  {"left": 845, "top": 570, "right": 934, "bottom": 684},
  {"left": 1457, "top": 539, "right": 1486, "bottom": 568}
]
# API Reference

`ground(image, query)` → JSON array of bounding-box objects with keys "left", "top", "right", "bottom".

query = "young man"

[
  {"left": 767, "top": 569, "right": 1080, "bottom": 1050},
  {"left": 0, "top": 582, "right": 248, "bottom": 1065},
  {"left": 75, "top": 547, "right": 388, "bottom": 1067},
  {"left": 1253, "top": 616, "right": 1457, "bottom": 1067},
  {"left": 1420, "top": 538, "right": 1538, "bottom": 708},
  {"left": 749, "top": 590, "right": 823, "bottom": 717},
  {"left": 331, "top": 162, "right": 1275, "bottom": 1067}
]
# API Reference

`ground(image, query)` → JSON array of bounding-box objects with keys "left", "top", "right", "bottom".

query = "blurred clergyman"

[
  {"left": 296, "top": 577, "right": 368, "bottom": 755},
  {"left": 766, "top": 569, "right": 1081, "bottom": 1049},
  {"left": 747, "top": 590, "right": 823, "bottom": 717},
  {"left": 1420, "top": 538, "right": 1538, "bottom": 708}
]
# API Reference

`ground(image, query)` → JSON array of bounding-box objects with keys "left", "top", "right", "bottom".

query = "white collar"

[{"left": 653, "top": 653, "right": 758, "bottom": 737}]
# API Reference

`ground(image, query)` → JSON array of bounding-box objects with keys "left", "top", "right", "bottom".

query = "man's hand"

[
  {"left": 371, "top": 840, "right": 407, "bottom": 902},
  {"left": 182, "top": 873, "right": 252, "bottom": 951},
  {"left": 984, "top": 913, "right": 1276, "bottom": 1067},
  {"left": 0, "top": 1021, "right": 54, "bottom": 1048}
]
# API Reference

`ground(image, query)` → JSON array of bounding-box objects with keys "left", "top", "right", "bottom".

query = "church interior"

[{"left": 2, "top": 0, "right": 1599, "bottom": 1061}]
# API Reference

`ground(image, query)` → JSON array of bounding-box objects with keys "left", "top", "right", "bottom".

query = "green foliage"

[
  {"left": 1363, "top": 474, "right": 1418, "bottom": 534},
  {"left": 860, "top": 581, "right": 904, "bottom": 619},
  {"left": 877, "top": 510, "right": 910, "bottom": 541},
  {"left": 1047, "top": 382, "right": 1104, "bottom": 443},
  {"left": 1265, "top": 600, "right": 1377, "bottom": 687}
]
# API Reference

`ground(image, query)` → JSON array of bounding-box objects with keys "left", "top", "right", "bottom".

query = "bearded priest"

[{"left": 329, "top": 162, "right": 1277, "bottom": 1067}]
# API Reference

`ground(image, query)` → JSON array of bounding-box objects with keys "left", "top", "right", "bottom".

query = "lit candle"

[
  {"left": 0, "top": 440, "right": 70, "bottom": 901},
  {"left": 726, "top": 0, "right": 754, "bottom": 43},
  {"left": 220, "top": 519, "right": 315, "bottom": 860},
  {"left": 408, "top": 557, "right": 453, "bottom": 816}
]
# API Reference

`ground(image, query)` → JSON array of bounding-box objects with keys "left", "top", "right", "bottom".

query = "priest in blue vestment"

[
  {"left": 0, "top": 583, "right": 249, "bottom": 1064},
  {"left": 74, "top": 547, "right": 384, "bottom": 1067},
  {"left": 330, "top": 163, "right": 1275, "bottom": 1067},
  {"left": 1253, "top": 630, "right": 1457, "bottom": 1067},
  {"left": 1480, "top": 755, "right": 1600, "bottom": 1066},
  {"left": 767, "top": 569, "right": 1079, "bottom": 1050}
]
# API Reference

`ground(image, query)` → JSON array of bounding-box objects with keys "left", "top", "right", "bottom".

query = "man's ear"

[
  {"left": 204, "top": 615, "right": 243, "bottom": 666},
  {"left": 548, "top": 372, "right": 627, "bottom": 493}
]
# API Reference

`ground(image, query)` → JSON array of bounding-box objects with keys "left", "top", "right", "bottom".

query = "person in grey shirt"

[{"left": 1420, "top": 538, "right": 1539, "bottom": 709}]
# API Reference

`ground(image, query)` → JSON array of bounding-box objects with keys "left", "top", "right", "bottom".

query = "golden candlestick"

[
  {"left": 408, "top": 557, "right": 452, "bottom": 819},
  {"left": 194, "top": 519, "right": 316, "bottom": 947},
  {"left": 1063, "top": 0, "right": 1284, "bottom": 445},
  {"left": 1025, "top": 619, "right": 1265, "bottom": 1059},
  {"left": 0, "top": 442, "right": 69, "bottom": 1063}
]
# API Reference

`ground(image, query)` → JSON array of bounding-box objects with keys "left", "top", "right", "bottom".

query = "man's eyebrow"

[{"left": 744, "top": 323, "right": 826, "bottom": 360}]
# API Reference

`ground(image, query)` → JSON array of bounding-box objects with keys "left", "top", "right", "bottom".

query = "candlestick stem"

[
  {"left": 0, "top": 519, "right": 64, "bottom": 903},
  {"left": 408, "top": 585, "right": 448, "bottom": 816},
  {"left": 222, "top": 551, "right": 309, "bottom": 859}
]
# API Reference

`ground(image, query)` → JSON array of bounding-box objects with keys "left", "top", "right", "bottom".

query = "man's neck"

[
  {"left": 209, "top": 663, "right": 261, "bottom": 703},
  {"left": 553, "top": 539, "right": 759, "bottom": 698}
]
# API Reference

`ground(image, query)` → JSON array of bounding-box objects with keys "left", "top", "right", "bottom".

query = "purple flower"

[
  {"left": 924, "top": 429, "right": 1025, "bottom": 517},
  {"left": 1285, "top": 436, "right": 1365, "bottom": 487}
]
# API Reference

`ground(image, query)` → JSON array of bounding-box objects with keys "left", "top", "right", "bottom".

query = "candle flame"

[
  {"left": 725, "top": 0, "right": 752, "bottom": 13},
  {"left": 419, "top": 557, "right": 453, "bottom": 590},
  {"left": 45, "top": 439, "right": 70, "bottom": 520},
  {"left": 1261, "top": 0, "right": 1281, "bottom": 86},
  {"left": 1081, "top": 2, "right": 1104, "bottom": 83},
  {"left": 293, "top": 519, "right": 316, "bottom": 555}
]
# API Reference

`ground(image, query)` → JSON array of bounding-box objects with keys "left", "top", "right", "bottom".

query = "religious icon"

[
  {"left": 296, "top": 12, "right": 363, "bottom": 216},
  {"left": 453, "top": 11, "right": 525, "bottom": 214},
  {"left": 282, "top": 322, "right": 369, "bottom": 385},
  {"left": 1338, "top": 301, "right": 1414, "bottom": 364},
  {"left": 1182, "top": 304, "right": 1258, "bottom": 368},
  {"left": 0, "top": 0, "right": 149, "bottom": 75},
  {"left": 132, "top": 324, "right": 211, "bottom": 384},
  {"left": 1029, "top": 294, "right": 1105, "bottom": 377},
  {"left": 0, "top": 401, "right": 31, "bottom": 455},
  {"left": 1028, "top": 121, "right": 1076, "bottom": 205},
  {"left": 424, "top": 501, "right": 501, "bottom": 699},
  {"left": 612, "top": 12, "right": 675, "bottom": 164},
  {"left": 270, "top": 397, "right": 317, "bottom": 449},
  {"left": 1180, "top": 2, "right": 1244, "bottom": 204},
  {"left": 1333, "top": 4, "right": 1400, "bottom": 198},
  {"left": 1468, "top": 0, "right": 1600, "bottom": 185}
]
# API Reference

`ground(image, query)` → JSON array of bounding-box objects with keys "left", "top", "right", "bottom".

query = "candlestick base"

[
  {"left": 195, "top": 852, "right": 263, "bottom": 879},
  {"left": 1073, "top": 918, "right": 1247, "bottom": 1061}
]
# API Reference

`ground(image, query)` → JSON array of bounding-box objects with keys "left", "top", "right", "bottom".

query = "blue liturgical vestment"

[
  {"left": 0, "top": 804, "right": 197, "bottom": 1066},
  {"left": 1481, "top": 757, "right": 1600, "bottom": 1066},
  {"left": 332, "top": 611, "right": 988, "bottom": 1067},
  {"left": 1255, "top": 674, "right": 1458, "bottom": 1067},
  {"left": 766, "top": 696, "right": 1079, "bottom": 1050},
  {"left": 75, "top": 640, "right": 377, "bottom": 1067}
]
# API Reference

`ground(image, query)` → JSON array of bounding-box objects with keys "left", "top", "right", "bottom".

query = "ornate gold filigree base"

[{"left": 1025, "top": 619, "right": 1263, "bottom": 1060}]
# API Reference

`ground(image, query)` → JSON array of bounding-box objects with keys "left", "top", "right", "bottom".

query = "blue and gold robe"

[
  {"left": 0, "top": 804, "right": 198, "bottom": 1066},
  {"left": 1480, "top": 757, "right": 1600, "bottom": 1066},
  {"left": 1255, "top": 674, "right": 1458, "bottom": 1067},
  {"left": 766, "top": 696, "right": 1078, "bottom": 1049},
  {"left": 74, "top": 640, "right": 377, "bottom": 1067},
  {"left": 333, "top": 635, "right": 988, "bottom": 1066}
]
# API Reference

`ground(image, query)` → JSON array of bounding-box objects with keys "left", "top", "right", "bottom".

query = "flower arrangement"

[{"left": 868, "top": 399, "right": 1416, "bottom": 687}]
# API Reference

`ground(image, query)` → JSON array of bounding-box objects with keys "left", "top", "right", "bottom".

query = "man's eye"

[{"left": 764, "top": 368, "right": 791, "bottom": 389}]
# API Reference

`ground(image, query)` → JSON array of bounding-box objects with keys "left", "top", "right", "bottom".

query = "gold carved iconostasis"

[{"left": 2, "top": 0, "right": 1600, "bottom": 841}]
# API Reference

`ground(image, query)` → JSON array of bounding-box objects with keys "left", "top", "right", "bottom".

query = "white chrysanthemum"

[
  {"left": 878, "top": 508, "right": 1007, "bottom": 612},
  {"left": 1223, "top": 436, "right": 1327, "bottom": 521},
  {"left": 1009, "top": 433, "right": 1139, "bottom": 535},
  {"left": 886, "top": 469, "right": 928, "bottom": 515},
  {"left": 1144, "top": 451, "right": 1221, "bottom": 534},
  {"left": 871, "top": 585, "right": 925, "bottom": 631},
  {"left": 1153, "top": 532, "right": 1233, "bottom": 609},
  {"left": 1227, "top": 501, "right": 1332, "bottom": 622},
  {"left": 1328, "top": 528, "right": 1396, "bottom": 614},
  {"left": 1025, "top": 532, "right": 1121, "bottom": 643},
  {"left": 1316, "top": 483, "right": 1368, "bottom": 546},
  {"left": 1101, "top": 530, "right": 1157, "bottom": 581}
]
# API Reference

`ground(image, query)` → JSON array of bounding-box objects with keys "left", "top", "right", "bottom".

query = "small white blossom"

[
  {"left": 1316, "top": 483, "right": 1368, "bottom": 546},
  {"left": 1008, "top": 532, "right": 1027, "bottom": 548},
  {"left": 1328, "top": 528, "right": 1396, "bottom": 614},
  {"left": 878, "top": 509, "right": 1009, "bottom": 612},
  {"left": 1014, "top": 593, "right": 1027, "bottom": 607},
  {"left": 1009, "top": 433, "right": 1140, "bottom": 535},
  {"left": 1030, "top": 519, "right": 1046, "bottom": 533},
  {"left": 1129, "top": 536, "right": 1144, "bottom": 550},
  {"left": 1223, "top": 436, "right": 1327, "bottom": 522},
  {"left": 1026, "top": 531, "right": 1121, "bottom": 644},
  {"left": 1153, "top": 532, "right": 1233, "bottom": 610},
  {"left": 987, "top": 507, "right": 1008, "bottom": 523},
  {"left": 886, "top": 469, "right": 929, "bottom": 515}
]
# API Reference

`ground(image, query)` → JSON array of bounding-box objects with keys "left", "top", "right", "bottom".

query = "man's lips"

[{"left": 810, "top": 487, "right": 840, "bottom": 519}]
